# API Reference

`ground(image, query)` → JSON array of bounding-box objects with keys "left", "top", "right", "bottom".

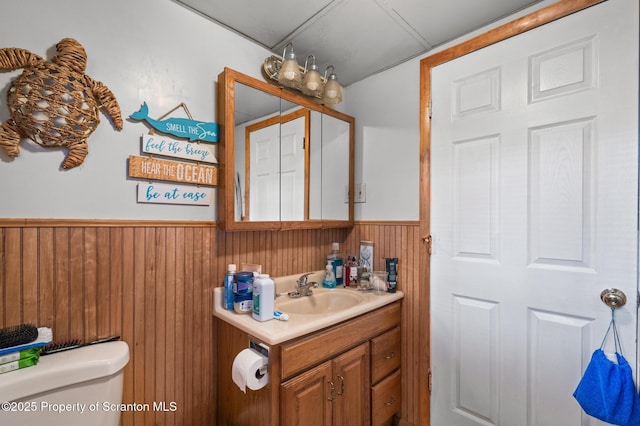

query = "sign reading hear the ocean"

[
  {"left": 128, "top": 155, "right": 217, "bottom": 186},
  {"left": 130, "top": 102, "right": 218, "bottom": 142}
]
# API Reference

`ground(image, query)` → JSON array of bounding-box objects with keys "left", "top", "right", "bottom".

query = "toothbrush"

[{"left": 40, "top": 336, "right": 121, "bottom": 355}]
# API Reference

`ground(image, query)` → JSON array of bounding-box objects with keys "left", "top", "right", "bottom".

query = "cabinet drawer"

[
  {"left": 281, "top": 302, "right": 401, "bottom": 379},
  {"left": 371, "top": 369, "right": 401, "bottom": 426},
  {"left": 371, "top": 326, "right": 401, "bottom": 384}
]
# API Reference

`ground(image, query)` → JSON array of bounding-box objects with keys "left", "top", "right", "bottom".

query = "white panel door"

[{"left": 430, "top": 1, "right": 639, "bottom": 425}]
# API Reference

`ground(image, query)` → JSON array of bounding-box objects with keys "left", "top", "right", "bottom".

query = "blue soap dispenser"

[{"left": 322, "top": 260, "right": 337, "bottom": 288}]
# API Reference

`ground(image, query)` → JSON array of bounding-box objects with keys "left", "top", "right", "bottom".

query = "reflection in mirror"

[
  {"left": 233, "top": 82, "right": 280, "bottom": 221},
  {"left": 321, "top": 115, "right": 350, "bottom": 220},
  {"left": 279, "top": 98, "right": 308, "bottom": 221}
]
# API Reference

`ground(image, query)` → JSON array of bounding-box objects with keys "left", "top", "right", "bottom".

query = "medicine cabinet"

[{"left": 217, "top": 67, "right": 354, "bottom": 231}]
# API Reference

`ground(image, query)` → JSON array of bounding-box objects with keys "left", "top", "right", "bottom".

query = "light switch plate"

[{"left": 355, "top": 183, "right": 366, "bottom": 203}]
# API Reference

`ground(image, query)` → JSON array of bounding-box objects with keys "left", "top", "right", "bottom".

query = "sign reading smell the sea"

[
  {"left": 128, "top": 102, "right": 218, "bottom": 207},
  {"left": 130, "top": 102, "right": 218, "bottom": 142}
]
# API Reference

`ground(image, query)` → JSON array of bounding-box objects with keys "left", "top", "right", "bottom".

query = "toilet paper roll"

[{"left": 232, "top": 348, "right": 269, "bottom": 393}]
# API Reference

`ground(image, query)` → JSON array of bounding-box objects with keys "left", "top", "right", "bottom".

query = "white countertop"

[{"left": 213, "top": 284, "right": 403, "bottom": 345}]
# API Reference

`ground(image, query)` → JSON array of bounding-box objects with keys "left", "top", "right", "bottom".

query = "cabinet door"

[
  {"left": 333, "top": 343, "right": 370, "bottom": 426},
  {"left": 281, "top": 360, "right": 333, "bottom": 426}
]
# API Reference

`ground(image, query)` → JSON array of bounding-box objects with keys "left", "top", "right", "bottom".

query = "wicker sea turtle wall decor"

[{"left": 0, "top": 38, "right": 123, "bottom": 169}]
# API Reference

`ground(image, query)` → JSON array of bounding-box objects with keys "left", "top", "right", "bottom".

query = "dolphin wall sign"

[{"left": 129, "top": 102, "right": 218, "bottom": 143}]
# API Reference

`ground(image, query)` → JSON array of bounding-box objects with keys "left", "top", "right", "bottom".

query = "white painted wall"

[
  {"left": 345, "top": 0, "right": 558, "bottom": 221},
  {"left": 0, "top": 0, "right": 569, "bottom": 222},
  {"left": 345, "top": 60, "right": 420, "bottom": 221},
  {"left": 0, "top": 0, "right": 268, "bottom": 220}
]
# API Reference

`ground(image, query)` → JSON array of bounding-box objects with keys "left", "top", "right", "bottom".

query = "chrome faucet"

[{"left": 290, "top": 272, "right": 318, "bottom": 298}]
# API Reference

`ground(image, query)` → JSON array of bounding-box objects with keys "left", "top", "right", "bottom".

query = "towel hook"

[{"left": 600, "top": 288, "right": 626, "bottom": 309}]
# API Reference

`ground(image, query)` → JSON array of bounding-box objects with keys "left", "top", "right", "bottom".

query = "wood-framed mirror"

[{"left": 217, "top": 67, "right": 354, "bottom": 231}]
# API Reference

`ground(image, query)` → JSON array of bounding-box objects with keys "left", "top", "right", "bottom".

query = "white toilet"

[{"left": 0, "top": 341, "right": 129, "bottom": 426}]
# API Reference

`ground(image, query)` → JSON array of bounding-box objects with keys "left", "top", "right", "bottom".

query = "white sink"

[
  {"left": 275, "top": 288, "right": 363, "bottom": 314},
  {"left": 213, "top": 272, "right": 404, "bottom": 345}
]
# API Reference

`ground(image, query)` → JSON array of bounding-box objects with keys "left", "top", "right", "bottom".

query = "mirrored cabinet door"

[
  {"left": 218, "top": 67, "right": 354, "bottom": 231},
  {"left": 321, "top": 114, "right": 350, "bottom": 220}
]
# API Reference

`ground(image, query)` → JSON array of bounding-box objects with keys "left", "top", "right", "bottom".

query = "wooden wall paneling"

[
  {"left": 183, "top": 227, "right": 196, "bottom": 425},
  {"left": 344, "top": 222, "right": 421, "bottom": 425},
  {"left": 121, "top": 227, "right": 135, "bottom": 426},
  {"left": 173, "top": 226, "right": 186, "bottom": 426},
  {"left": 164, "top": 227, "right": 177, "bottom": 426},
  {"left": 96, "top": 228, "right": 110, "bottom": 341},
  {"left": 54, "top": 228, "right": 70, "bottom": 342},
  {"left": 132, "top": 227, "right": 146, "bottom": 424},
  {"left": 193, "top": 227, "right": 206, "bottom": 424},
  {"left": 69, "top": 228, "right": 84, "bottom": 339},
  {"left": 206, "top": 228, "right": 215, "bottom": 424},
  {"left": 38, "top": 228, "right": 55, "bottom": 329},
  {"left": 154, "top": 227, "right": 167, "bottom": 425},
  {"left": 83, "top": 228, "right": 97, "bottom": 341},
  {"left": 3, "top": 228, "right": 21, "bottom": 324},
  {"left": 0, "top": 221, "right": 417, "bottom": 426},
  {"left": 22, "top": 228, "right": 38, "bottom": 323}
]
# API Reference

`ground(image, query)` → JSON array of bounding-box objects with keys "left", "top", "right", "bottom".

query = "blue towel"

[{"left": 574, "top": 349, "right": 640, "bottom": 425}]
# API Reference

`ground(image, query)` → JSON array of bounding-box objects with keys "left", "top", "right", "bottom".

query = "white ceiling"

[{"left": 175, "top": 0, "right": 543, "bottom": 87}]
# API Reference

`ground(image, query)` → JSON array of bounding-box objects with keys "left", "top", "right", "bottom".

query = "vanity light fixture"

[{"left": 261, "top": 42, "right": 343, "bottom": 105}]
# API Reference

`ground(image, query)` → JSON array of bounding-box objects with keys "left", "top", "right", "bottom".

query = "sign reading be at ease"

[
  {"left": 128, "top": 155, "right": 217, "bottom": 186},
  {"left": 137, "top": 182, "right": 212, "bottom": 206}
]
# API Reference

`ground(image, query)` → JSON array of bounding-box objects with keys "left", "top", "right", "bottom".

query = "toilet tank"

[{"left": 0, "top": 341, "right": 129, "bottom": 426}]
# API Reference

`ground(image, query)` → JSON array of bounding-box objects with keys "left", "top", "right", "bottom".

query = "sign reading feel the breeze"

[{"left": 141, "top": 134, "right": 217, "bottom": 164}]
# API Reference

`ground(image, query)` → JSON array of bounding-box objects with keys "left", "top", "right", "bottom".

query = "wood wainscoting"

[{"left": 0, "top": 220, "right": 421, "bottom": 426}]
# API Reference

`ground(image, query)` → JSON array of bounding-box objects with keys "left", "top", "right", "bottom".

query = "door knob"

[{"left": 600, "top": 288, "right": 626, "bottom": 309}]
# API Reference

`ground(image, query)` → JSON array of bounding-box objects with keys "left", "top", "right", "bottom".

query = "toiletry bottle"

[
  {"left": 252, "top": 274, "right": 275, "bottom": 321},
  {"left": 233, "top": 271, "right": 254, "bottom": 314},
  {"left": 345, "top": 255, "right": 358, "bottom": 287},
  {"left": 328, "top": 242, "right": 344, "bottom": 286},
  {"left": 322, "top": 260, "right": 337, "bottom": 288},
  {"left": 357, "top": 265, "right": 371, "bottom": 291},
  {"left": 385, "top": 258, "right": 398, "bottom": 293},
  {"left": 223, "top": 264, "right": 236, "bottom": 310}
]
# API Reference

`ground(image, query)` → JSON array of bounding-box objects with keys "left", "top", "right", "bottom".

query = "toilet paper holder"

[
  {"left": 250, "top": 339, "right": 269, "bottom": 359},
  {"left": 249, "top": 340, "right": 269, "bottom": 378}
]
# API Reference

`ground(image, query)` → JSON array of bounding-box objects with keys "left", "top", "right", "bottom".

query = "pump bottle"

[{"left": 322, "top": 261, "right": 337, "bottom": 288}]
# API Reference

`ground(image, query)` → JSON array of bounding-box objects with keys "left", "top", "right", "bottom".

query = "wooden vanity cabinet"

[
  {"left": 215, "top": 301, "right": 401, "bottom": 426},
  {"left": 281, "top": 343, "right": 369, "bottom": 426}
]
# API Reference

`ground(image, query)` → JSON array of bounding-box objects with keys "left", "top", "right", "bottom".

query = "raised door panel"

[
  {"left": 281, "top": 360, "right": 332, "bottom": 426},
  {"left": 333, "top": 343, "right": 370, "bottom": 426}
]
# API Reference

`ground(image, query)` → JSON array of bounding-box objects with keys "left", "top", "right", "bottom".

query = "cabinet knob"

[
  {"left": 384, "top": 395, "right": 397, "bottom": 406},
  {"left": 384, "top": 352, "right": 396, "bottom": 360}
]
